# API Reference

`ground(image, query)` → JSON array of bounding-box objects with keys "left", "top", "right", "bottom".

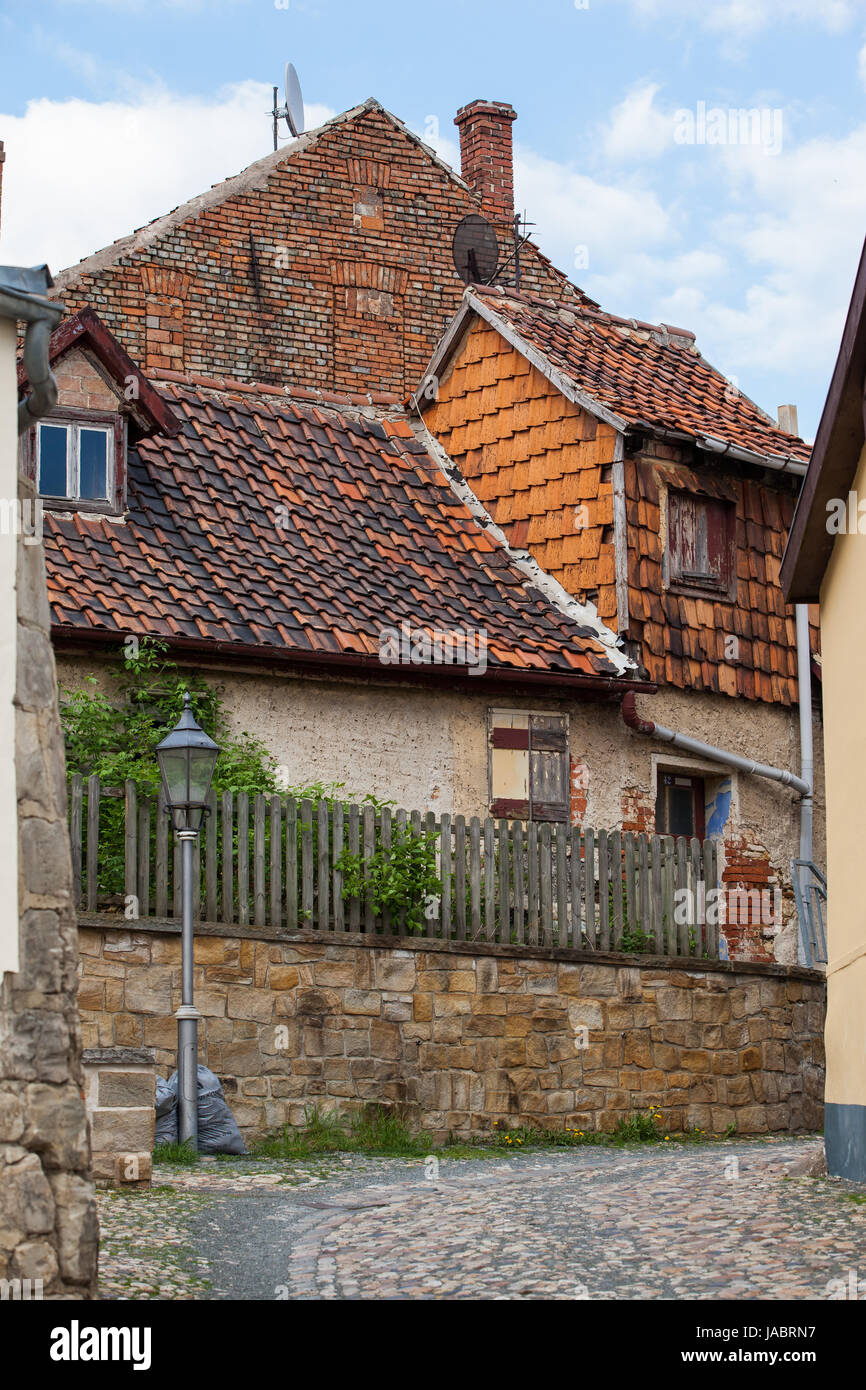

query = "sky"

[{"left": 1, "top": 0, "right": 865, "bottom": 439}]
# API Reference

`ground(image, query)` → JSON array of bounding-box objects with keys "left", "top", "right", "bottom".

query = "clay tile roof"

[
  {"left": 467, "top": 286, "right": 810, "bottom": 467},
  {"left": 44, "top": 378, "right": 637, "bottom": 686}
]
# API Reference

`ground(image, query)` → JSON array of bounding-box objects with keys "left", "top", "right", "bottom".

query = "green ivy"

[
  {"left": 336, "top": 824, "right": 441, "bottom": 934},
  {"left": 61, "top": 639, "right": 439, "bottom": 925}
]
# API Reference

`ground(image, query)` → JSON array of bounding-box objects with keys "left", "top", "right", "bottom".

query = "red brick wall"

[
  {"left": 53, "top": 106, "right": 572, "bottom": 399},
  {"left": 619, "top": 783, "right": 782, "bottom": 964}
]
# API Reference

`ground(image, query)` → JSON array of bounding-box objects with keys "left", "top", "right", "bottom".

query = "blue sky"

[{"left": 2, "top": 0, "right": 865, "bottom": 437}]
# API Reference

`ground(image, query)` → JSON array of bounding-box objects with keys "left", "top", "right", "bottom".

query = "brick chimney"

[{"left": 454, "top": 100, "right": 517, "bottom": 221}]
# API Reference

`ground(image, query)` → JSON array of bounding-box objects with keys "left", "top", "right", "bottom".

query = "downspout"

[
  {"left": 0, "top": 271, "right": 65, "bottom": 433},
  {"left": 621, "top": 691, "right": 811, "bottom": 797},
  {"left": 795, "top": 603, "right": 815, "bottom": 963}
]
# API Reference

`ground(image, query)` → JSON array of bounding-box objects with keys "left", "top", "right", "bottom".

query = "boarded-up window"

[
  {"left": 489, "top": 711, "right": 569, "bottom": 822},
  {"left": 667, "top": 491, "right": 735, "bottom": 597}
]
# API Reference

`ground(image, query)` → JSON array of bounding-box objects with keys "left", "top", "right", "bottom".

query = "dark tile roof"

[
  {"left": 45, "top": 376, "right": 635, "bottom": 685},
  {"left": 469, "top": 286, "right": 811, "bottom": 466}
]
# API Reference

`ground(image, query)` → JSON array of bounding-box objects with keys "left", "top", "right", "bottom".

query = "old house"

[
  {"left": 781, "top": 235, "right": 866, "bottom": 1181},
  {"left": 418, "top": 284, "right": 824, "bottom": 963},
  {"left": 20, "top": 95, "right": 822, "bottom": 966}
]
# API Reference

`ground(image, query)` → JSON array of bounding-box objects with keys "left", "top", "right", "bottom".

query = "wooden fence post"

[
  {"left": 70, "top": 774, "right": 83, "bottom": 910},
  {"left": 285, "top": 797, "right": 297, "bottom": 931},
  {"left": 86, "top": 775, "right": 100, "bottom": 913},
  {"left": 270, "top": 795, "right": 282, "bottom": 930}
]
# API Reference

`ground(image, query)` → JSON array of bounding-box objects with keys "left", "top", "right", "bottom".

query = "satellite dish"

[
  {"left": 284, "top": 63, "right": 305, "bottom": 137},
  {"left": 452, "top": 214, "right": 499, "bottom": 285}
]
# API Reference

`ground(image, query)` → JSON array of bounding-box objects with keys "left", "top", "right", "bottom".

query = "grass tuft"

[
  {"left": 153, "top": 1139, "right": 199, "bottom": 1166},
  {"left": 249, "top": 1104, "right": 737, "bottom": 1160}
]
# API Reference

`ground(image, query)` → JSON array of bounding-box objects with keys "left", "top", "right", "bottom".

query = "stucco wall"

[
  {"left": 819, "top": 440, "right": 866, "bottom": 1139},
  {"left": 57, "top": 650, "right": 823, "bottom": 967},
  {"left": 77, "top": 919, "right": 826, "bottom": 1143}
]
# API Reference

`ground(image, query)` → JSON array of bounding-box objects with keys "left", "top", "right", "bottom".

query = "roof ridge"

[
  {"left": 51, "top": 99, "right": 473, "bottom": 291},
  {"left": 476, "top": 283, "right": 697, "bottom": 345},
  {"left": 149, "top": 366, "right": 402, "bottom": 410}
]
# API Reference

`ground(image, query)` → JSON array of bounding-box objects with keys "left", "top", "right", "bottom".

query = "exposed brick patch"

[
  {"left": 569, "top": 756, "right": 588, "bottom": 825},
  {"left": 721, "top": 835, "right": 779, "bottom": 964},
  {"left": 621, "top": 785, "right": 655, "bottom": 835}
]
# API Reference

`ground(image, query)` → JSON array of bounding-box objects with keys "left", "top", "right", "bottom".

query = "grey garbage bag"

[
  {"left": 154, "top": 1075, "right": 178, "bottom": 1146},
  {"left": 166, "top": 1065, "right": 247, "bottom": 1155}
]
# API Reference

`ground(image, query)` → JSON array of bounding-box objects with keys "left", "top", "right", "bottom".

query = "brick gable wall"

[{"left": 51, "top": 109, "right": 573, "bottom": 399}]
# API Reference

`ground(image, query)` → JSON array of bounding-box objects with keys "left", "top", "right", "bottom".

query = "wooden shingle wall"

[{"left": 426, "top": 325, "right": 620, "bottom": 629}]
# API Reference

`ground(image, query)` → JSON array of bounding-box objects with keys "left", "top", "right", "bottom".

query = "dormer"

[{"left": 18, "top": 306, "right": 180, "bottom": 515}]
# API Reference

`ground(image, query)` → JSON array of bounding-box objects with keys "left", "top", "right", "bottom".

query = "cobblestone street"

[{"left": 97, "top": 1137, "right": 866, "bottom": 1300}]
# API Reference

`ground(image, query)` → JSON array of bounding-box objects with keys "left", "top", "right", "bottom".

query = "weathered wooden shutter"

[
  {"left": 528, "top": 715, "right": 569, "bottom": 822},
  {"left": 669, "top": 492, "right": 734, "bottom": 592},
  {"left": 489, "top": 712, "right": 569, "bottom": 822},
  {"left": 489, "top": 712, "right": 530, "bottom": 819}
]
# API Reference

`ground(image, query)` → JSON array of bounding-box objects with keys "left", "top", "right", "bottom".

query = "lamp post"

[{"left": 156, "top": 693, "right": 219, "bottom": 1149}]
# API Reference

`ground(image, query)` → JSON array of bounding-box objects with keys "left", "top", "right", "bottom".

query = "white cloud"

[
  {"left": 2, "top": 73, "right": 863, "bottom": 434},
  {"left": 621, "top": 0, "right": 854, "bottom": 39},
  {"left": 0, "top": 81, "right": 334, "bottom": 271},
  {"left": 600, "top": 82, "right": 672, "bottom": 162},
  {"left": 515, "top": 148, "right": 672, "bottom": 276}
]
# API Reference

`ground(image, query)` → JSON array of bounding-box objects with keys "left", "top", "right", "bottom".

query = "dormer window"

[
  {"left": 38, "top": 420, "right": 112, "bottom": 502},
  {"left": 33, "top": 411, "right": 125, "bottom": 514},
  {"left": 19, "top": 306, "right": 182, "bottom": 515}
]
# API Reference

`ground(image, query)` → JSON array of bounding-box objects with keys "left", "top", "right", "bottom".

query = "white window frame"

[{"left": 36, "top": 419, "right": 113, "bottom": 503}]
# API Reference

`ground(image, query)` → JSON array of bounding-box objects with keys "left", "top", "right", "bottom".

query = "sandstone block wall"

[
  {"left": 82, "top": 1047, "right": 155, "bottom": 1187},
  {"left": 0, "top": 475, "right": 98, "bottom": 1296},
  {"left": 77, "top": 920, "right": 826, "bottom": 1142}
]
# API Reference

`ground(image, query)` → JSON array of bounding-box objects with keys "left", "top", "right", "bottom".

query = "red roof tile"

[
  {"left": 44, "top": 378, "right": 636, "bottom": 686},
  {"left": 466, "top": 287, "right": 810, "bottom": 466}
]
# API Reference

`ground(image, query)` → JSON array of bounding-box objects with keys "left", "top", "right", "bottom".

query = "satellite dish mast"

[
  {"left": 452, "top": 214, "right": 499, "bottom": 285},
  {"left": 269, "top": 62, "right": 305, "bottom": 150}
]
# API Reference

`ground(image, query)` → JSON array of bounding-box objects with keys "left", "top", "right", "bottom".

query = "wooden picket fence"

[{"left": 69, "top": 775, "right": 722, "bottom": 957}]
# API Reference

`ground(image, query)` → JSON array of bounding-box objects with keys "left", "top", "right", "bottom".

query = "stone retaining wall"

[{"left": 77, "top": 918, "right": 826, "bottom": 1142}]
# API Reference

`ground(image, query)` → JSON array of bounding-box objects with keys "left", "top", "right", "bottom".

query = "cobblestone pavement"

[{"left": 98, "top": 1137, "right": 866, "bottom": 1300}]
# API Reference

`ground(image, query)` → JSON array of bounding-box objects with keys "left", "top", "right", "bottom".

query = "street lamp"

[{"left": 156, "top": 693, "right": 219, "bottom": 1148}]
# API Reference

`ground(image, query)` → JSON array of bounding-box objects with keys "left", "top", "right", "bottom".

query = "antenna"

[
  {"left": 452, "top": 214, "right": 499, "bottom": 285},
  {"left": 494, "top": 210, "right": 535, "bottom": 290},
  {"left": 268, "top": 62, "right": 305, "bottom": 151}
]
